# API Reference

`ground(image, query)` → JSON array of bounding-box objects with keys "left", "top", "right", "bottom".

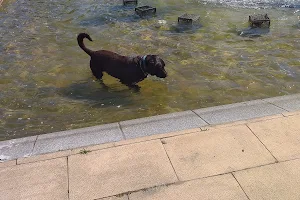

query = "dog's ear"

[
  {"left": 152, "top": 55, "right": 165, "bottom": 66},
  {"left": 146, "top": 55, "right": 156, "bottom": 64}
]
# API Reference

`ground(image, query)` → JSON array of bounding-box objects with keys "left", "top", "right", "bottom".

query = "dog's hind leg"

[
  {"left": 90, "top": 60, "right": 103, "bottom": 79},
  {"left": 91, "top": 68, "right": 103, "bottom": 79}
]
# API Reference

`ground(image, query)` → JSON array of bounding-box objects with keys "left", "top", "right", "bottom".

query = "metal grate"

[
  {"left": 178, "top": 13, "right": 200, "bottom": 24},
  {"left": 135, "top": 6, "right": 156, "bottom": 16},
  {"left": 249, "top": 14, "right": 270, "bottom": 28},
  {"left": 123, "top": 0, "right": 137, "bottom": 6}
]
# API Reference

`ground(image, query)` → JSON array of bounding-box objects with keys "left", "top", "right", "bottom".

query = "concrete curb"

[{"left": 1, "top": 93, "right": 300, "bottom": 161}]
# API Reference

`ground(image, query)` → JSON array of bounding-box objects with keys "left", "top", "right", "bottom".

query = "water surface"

[{"left": 0, "top": 0, "right": 299, "bottom": 140}]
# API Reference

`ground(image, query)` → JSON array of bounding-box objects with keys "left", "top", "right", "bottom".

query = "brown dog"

[{"left": 77, "top": 33, "right": 167, "bottom": 86}]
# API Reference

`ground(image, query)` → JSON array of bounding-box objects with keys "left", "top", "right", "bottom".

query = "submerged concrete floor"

[{"left": 1, "top": 110, "right": 300, "bottom": 200}]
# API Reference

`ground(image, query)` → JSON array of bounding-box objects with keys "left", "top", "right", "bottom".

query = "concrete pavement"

[
  {"left": 2, "top": 93, "right": 300, "bottom": 161},
  {"left": 1, "top": 110, "right": 300, "bottom": 200}
]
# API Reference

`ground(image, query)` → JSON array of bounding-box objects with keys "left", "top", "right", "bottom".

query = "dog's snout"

[
  {"left": 159, "top": 69, "right": 167, "bottom": 78},
  {"left": 163, "top": 71, "right": 167, "bottom": 77}
]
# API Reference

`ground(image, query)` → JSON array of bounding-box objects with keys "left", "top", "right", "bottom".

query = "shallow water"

[{"left": 0, "top": 0, "right": 299, "bottom": 140}]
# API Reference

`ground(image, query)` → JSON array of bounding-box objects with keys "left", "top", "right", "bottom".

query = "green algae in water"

[{"left": 0, "top": 0, "right": 300, "bottom": 140}]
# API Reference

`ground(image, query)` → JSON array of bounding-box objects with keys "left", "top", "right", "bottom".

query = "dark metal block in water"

[
  {"left": 249, "top": 14, "right": 270, "bottom": 28},
  {"left": 178, "top": 13, "right": 200, "bottom": 24},
  {"left": 123, "top": 0, "right": 137, "bottom": 6},
  {"left": 135, "top": 6, "right": 156, "bottom": 16}
]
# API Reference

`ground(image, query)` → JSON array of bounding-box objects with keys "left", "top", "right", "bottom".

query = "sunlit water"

[{"left": 0, "top": 0, "right": 299, "bottom": 140}]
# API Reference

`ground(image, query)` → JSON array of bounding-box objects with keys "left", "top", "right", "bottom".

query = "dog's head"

[{"left": 144, "top": 55, "right": 167, "bottom": 78}]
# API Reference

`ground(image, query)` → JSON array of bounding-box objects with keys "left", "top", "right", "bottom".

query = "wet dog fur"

[{"left": 77, "top": 33, "right": 167, "bottom": 87}]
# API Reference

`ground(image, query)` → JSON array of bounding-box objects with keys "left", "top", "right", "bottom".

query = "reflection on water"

[
  {"left": 202, "top": 0, "right": 300, "bottom": 8},
  {"left": 0, "top": 0, "right": 300, "bottom": 140},
  {"left": 238, "top": 27, "right": 270, "bottom": 37}
]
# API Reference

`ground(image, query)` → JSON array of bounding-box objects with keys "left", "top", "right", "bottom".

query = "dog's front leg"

[
  {"left": 97, "top": 79, "right": 109, "bottom": 90},
  {"left": 126, "top": 84, "right": 141, "bottom": 92}
]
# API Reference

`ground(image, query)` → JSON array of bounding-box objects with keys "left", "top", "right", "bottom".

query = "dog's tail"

[{"left": 77, "top": 33, "right": 93, "bottom": 56}]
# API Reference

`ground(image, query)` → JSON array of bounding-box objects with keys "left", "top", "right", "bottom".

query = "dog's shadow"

[{"left": 58, "top": 80, "right": 138, "bottom": 108}]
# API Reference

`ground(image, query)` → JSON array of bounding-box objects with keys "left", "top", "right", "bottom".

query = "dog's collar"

[{"left": 139, "top": 55, "right": 148, "bottom": 77}]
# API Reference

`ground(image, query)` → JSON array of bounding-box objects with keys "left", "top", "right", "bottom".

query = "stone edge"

[{"left": 1, "top": 94, "right": 300, "bottom": 163}]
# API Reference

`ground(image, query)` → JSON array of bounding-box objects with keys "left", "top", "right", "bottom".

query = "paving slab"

[
  {"left": 115, "top": 128, "right": 201, "bottom": 147},
  {"left": 234, "top": 159, "right": 300, "bottom": 200},
  {"left": 163, "top": 125, "right": 275, "bottom": 181},
  {"left": 0, "top": 136, "right": 37, "bottom": 161},
  {"left": 248, "top": 114, "right": 300, "bottom": 161},
  {"left": 129, "top": 174, "right": 248, "bottom": 200},
  {"left": 282, "top": 110, "right": 300, "bottom": 117},
  {"left": 263, "top": 93, "right": 300, "bottom": 111},
  {"left": 17, "top": 149, "right": 72, "bottom": 164},
  {"left": 70, "top": 142, "right": 115, "bottom": 154},
  {"left": 204, "top": 114, "right": 284, "bottom": 130},
  {"left": 98, "top": 195, "right": 128, "bottom": 200},
  {"left": 120, "top": 111, "right": 207, "bottom": 139},
  {"left": 68, "top": 140, "right": 177, "bottom": 200},
  {"left": 0, "top": 157, "right": 68, "bottom": 200},
  {"left": 17, "top": 143, "right": 115, "bottom": 165},
  {"left": 0, "top": 159, "right": 16, "bottom": 168},
  {"left": 32, "top": 123, "right": 123, "bottom": 155},
  {"left": 194, "top": 99, "right": 286, "bottom": 125}
]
